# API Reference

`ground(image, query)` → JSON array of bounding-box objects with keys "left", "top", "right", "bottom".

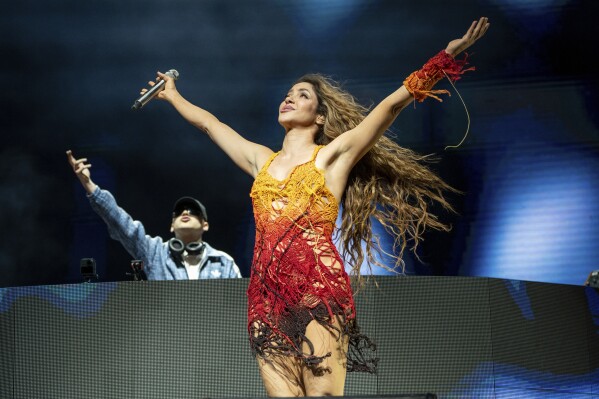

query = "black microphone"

[{"left": 131, "top": 69, "right": 179, "bottom": 110}]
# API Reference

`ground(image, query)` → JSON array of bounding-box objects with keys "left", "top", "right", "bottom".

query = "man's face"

[{"left": 170, "top": 208, "right": 208, "bottom": 237}]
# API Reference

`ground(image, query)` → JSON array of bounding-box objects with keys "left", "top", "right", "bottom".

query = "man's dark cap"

[{"left": 172, "top": 197, "right": 208, "bottom": 221}]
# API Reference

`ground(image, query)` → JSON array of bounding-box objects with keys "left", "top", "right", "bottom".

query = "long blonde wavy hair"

[{"left": 296, "top": 73, "right": 459, "bottom": 278}]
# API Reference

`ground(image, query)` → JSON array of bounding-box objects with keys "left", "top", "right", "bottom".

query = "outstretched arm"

[
  {"left": 67, "top": 150, "right": 166, "bottom": 264},
  {"left": 66, "top": 150, "right": 97, "bottom": 194},
  {"left": 143, "top": 73, "right": 273, "bottom": 177},
  {"left": 326, "top": 17, "right": 490, "bottom": 169}
]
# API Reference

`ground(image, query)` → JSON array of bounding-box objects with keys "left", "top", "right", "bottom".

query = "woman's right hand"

[{"left": 140, "top": 71, "right": 178, "bottom": 103}]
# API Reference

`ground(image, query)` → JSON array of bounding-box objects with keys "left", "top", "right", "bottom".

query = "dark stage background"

[{"left": 1, "top": 0, "right": 598, "bottom": 287}]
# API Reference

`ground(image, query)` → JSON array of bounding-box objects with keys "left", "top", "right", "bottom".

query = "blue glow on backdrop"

[
  {"left": 489, "top": 0, "right": 572, "bottom": 10},
  {"left": 275, "top": 0, "right": 367, "bottom": 38},
  {"left": 463, "top": 145, "right": 599, "bottom": 285}
]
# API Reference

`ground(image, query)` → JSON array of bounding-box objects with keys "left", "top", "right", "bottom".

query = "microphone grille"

[{"left": 166, "top": 69, "right": 179, "bottom": 80}]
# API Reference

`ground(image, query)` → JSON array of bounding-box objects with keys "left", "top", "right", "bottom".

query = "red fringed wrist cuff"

[{"left": 403, "top": 50, "right": 475, "bottom": 102}]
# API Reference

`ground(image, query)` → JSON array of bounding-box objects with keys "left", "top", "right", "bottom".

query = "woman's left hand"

[{"left": 445, "top": 17, "right": 490, "bottom": 57}]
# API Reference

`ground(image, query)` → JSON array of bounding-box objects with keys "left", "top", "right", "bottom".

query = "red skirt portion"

[{"left": 246, "top": 221, "right": 378, "bottom": 375}]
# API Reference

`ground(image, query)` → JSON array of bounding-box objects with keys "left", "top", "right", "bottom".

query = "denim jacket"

[{"left": 88, "top": 187, "right": 241, "bottom": 280}]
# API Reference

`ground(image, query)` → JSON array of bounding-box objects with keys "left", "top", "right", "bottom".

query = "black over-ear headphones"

[{"left": 168, "top": 238, "right": 206, "bottom": 264}]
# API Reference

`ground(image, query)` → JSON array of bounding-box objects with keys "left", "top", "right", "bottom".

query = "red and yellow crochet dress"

[{"left": 248, "top": 145, "right": 377, "bottom": 375}]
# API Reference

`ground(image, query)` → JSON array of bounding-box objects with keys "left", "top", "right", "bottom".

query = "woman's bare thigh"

[
  {"left": 257, "top": 354, "right": 306, "bottom": 397},
  {"left": 301, "top": 318, "right": 348, "bottom": 397}
]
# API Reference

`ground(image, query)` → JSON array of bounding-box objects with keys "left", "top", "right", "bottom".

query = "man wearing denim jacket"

[{"left": 67, "top": 150, "right": 241, "bottom": 280}]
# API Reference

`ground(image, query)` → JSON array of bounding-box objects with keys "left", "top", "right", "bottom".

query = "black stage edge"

[{"left": 203, "top": 396, "right": 437, "bottom": 399}]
